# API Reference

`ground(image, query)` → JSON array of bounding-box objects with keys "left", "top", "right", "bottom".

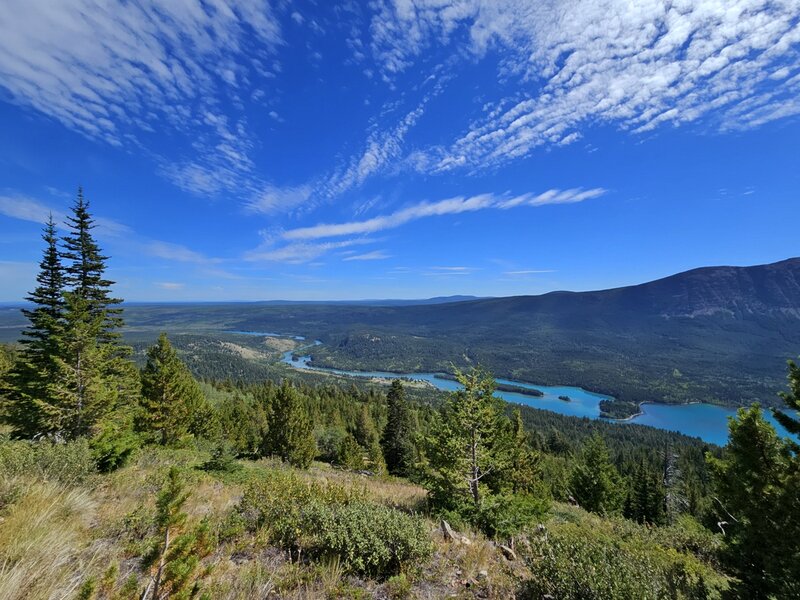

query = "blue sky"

[{"left": 0, "top": 0, "right": 799, "bottom": 302}]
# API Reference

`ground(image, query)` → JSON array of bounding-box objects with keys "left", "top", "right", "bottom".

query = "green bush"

[
  {"left": 0, "top": 437, "right": 97, "bottom": 484},
  {"left": 476, "top": 493, "right": 549, "bottom": 539},
  {"left": 523, "top": 520, "right": 728, "bottom": 599},
  {"left": 239, "top": 472, "right": 432, "bottom": 578}
]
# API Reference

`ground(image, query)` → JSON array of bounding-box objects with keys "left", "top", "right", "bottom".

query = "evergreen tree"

[
  {"left": 624, "top": 458, "right": 665, "bottom": 525},
  {"left": 354, "top": 403, "right": 379, "bottom": 448},
  {"left": 775, "top": 358, "right": 800, "bottom": 449},
  {"left": 268, "top": 382, "right": 317, "bottom": 468},
  {"left": 570, "top": 434, "right": 623, "bottom": 515},
  {"left": 426, "top": 368, "right": 510, "bottom": 511},
  {"left": 143, "top": 467, "right": 212, "bottom": 599},
  {"left": 708, "top": 405, "right": 797, "bottom": 599},
  {"left": 60, "top": 188, "right": 123, "bottom": 340},
  {"left": 44, "top": 293, "right": 117, "bottom": 438},
  {"left": 507, "top": 409, "right": 541, "bottom": 495},
  {"left": 3, "top": 216, "right": 65, "bottom": 437},
  {"left": 337, "top": 432, "right": 365, "bottom": 470},
  {"left": 367, "top": 439, "right": 387, "bottom": 474},
  {"left": 139, "top": 333, "right": 209, "bottom": 445},
  {"left": 381, "top": 379, "right": 415, "bottom": 477}
]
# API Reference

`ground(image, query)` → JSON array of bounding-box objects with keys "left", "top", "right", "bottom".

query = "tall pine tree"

[
  {"left": 46, "top": 190, "right": 136, "bottom": 440},
  {"left": 3, "top": 215, "right": 65, "bottom": 437},
  {"left": 61, "top": 188, "right": 123, "bottom": 342},
  {"left": 426, "top": 368, "right": 509, "bottom": 511},
  {"left": 570, "top": 434, "right": 623, "bottom": 515},
  {"left": 267, "top": 382, "right": 317, "bottom": 468},
  {"left": 381, "top": 379, "right": 415, "bottom": 477},
  {"left": 139, "top": 333, "right": 210, "bottom": 445}
]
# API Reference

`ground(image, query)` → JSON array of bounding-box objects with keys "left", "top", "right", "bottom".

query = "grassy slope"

[{"left": 0, "top": 446, "right": 730, "bottom": 599}]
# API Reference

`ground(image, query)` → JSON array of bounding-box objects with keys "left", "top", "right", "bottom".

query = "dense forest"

[{"left": 1, "top": 193, "right": 799, "bottom": 598}]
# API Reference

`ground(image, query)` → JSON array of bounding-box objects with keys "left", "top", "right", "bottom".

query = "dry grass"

[{"left": 0, "top": 478, "right": 98, "bottom": 600}]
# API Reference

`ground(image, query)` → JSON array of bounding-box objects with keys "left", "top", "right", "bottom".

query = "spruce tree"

[
  {"left": 44, "top": 293, "right": 117, "bottom": 438},
  {"left": 3, "top": 216, "right": 65, "bottom": 437},
  {"left": 139, "top": 333, "right": 208, "bottom": 445},
  {"left": 570, "top": 434, "right": 623, "bottom": 515},
  {"left": 708, "top": 405, "right": 795, "bottom": 599},
  {"left": 426, "top": 368, "right": 509, "bottom": 511},
  {"left": 775, "top": 358, "right": 800, "bottom": 448},
  {"left": 507, "top": 408, "right": 541, "bottom": 495},
  {"left": 61, "top": 187, "right": 123, "bottom": 341},
  {"left": 381, "top": 379, "right": 415, "bottom": 477},
  {"left": 268, "top": 382, "right": 317, "bottom": 468}
]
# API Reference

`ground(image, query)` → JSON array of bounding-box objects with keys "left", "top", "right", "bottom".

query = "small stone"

[{"left": 498, "top": 544, "right": 517, "bottom": 561}]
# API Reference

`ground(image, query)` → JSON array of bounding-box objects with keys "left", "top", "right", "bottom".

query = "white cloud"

[
  {"left": 0, "top": 195, "right": 64, "bottom": 224},
  {"left": 244, "top": 237, "right": 377, "bottom": 264},
  {"left": 156, "top": 282, "right": 185, "bottom": 290},
  {"left": 504, "top": 269, "right": 555, "bottom": 275},
  {"left": 343, "top": 250, "right": 392, "bottom": 261},
  {"left": 370, "top": 0, "right": 800, "bottom": 171},
  {"left": 283, "top": 187, "right": 606, "bottom": 240},
  {"left": 0, "top": 0, "right": 281, "bottom": 196},
  {"left": 246, "top": 184, "right": 313, "bottom": 215},
  {"left": 145, "top": 241, "right": 219, "bottom": 264}
]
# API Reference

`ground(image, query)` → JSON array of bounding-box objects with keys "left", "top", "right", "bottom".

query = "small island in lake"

[
  {"left": 558, "top": 395, "right": 571, "bottom": 402},
  {"left": 599, "top": 398, "right": 641, "bottom": 420},
  {"left": 435, "top": 374, "right": 544, "bottom": 397}
]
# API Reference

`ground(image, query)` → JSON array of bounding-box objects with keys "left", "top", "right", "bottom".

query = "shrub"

[
  {"left": 0, "top": 437, "right": 96, "bottom": 484},
  {"left": 201, "top": 441, "right": 240, "bottom": 473},
  {"left": 522, "top": 520, "right": 728, "bottom": 599},
  {"left": 239, "top": 473, "right": 432, "bottom": 578},
  {"left": 476, "top": 493, "right": 549, "bottom": 539}
]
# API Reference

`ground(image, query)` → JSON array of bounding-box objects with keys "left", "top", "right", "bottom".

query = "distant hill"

[
  {"left": 202, "top": 257, "right": 800, "bottom": 408},
  {"left": 4, "top": 259, "right": 799, "bottom": 408},
  {"left": 250, "top": 295, "right": 486, "bottom": 306}
]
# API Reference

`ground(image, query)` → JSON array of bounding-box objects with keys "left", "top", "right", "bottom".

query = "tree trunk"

[
  {"left": 152, "top": 526, "right": 170, "bottom": 599},
  {"left": 470, "top": 427, "right": 480, "bottom": 506}
]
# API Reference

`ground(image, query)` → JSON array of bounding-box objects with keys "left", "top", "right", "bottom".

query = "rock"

[
  {"left": 477, "top": 569, "right": 489, "bottom": 579},
  {"left": 498, "top": 544, "right": 517, "bottom": 561},
  {"left": 441, "top": 519, "right": 471, "bottom": 545},
  {"left": 441, "top": 519, "right": 458, "bottom": 542}
]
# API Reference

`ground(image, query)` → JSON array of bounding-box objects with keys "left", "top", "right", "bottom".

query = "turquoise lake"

[{"left": 228, "top": 331, "right": 796, "bottom": 446}]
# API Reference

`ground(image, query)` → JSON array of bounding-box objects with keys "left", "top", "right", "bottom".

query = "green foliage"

[
  {"left": 523, "top": 519, "right": 727, "bottom": 599},
  {"left": 143, "top": 467, "right": 212, "bottom": 599},
  {"left": 425, "top": 367, "right": 510, "bottom": 511},
  {"left": 381, "top": 380, "right": 416, "bottom": 477},
  {"left": 3, "top": 217, "right": 64, "bottom": 438},
  {"left": 239, "top": 473, "right": 432, "bottom": 578},
  {"left": 60, "top": 188, "right": 124, "bottom": 337},
  {"left": 425, "top": 368, "right": 550, "bottom": 538},
  {"left": 337, "top": 432, "right": 365, "bottom": 470},
  {"left": 0, "top": 436, "right": 96, "bottom": 483},
  {"left": 90, "top": 415, "right": 139, "bottom": 472},
  {"left": 266, "top": 382, "right": 317, "bottom": 468},
  {"left": 708, "top": 404, "right": 799, "bottom": 599},
  {"left": 624, "top": 458, "right": 666, "bottom": 525},
  {"left": 775, "top": 357, "right": 800, "bottom": 444},
  {"left": 211, "top": 386, "right": 266, "bottom": 458},
  {"left": 476, "top": 492, "right": 549, "bottom": 539},
  {"left": 139, "top": 333, "right": 212, "bottom": 445},
  {"left": 570, "top": 434, "right": 623, "bottom": 515},
  {"left": 3, "top": 194, "right": 138, "bottom": 442},
  {"left": 201, "top": 442, "right": 240, "bottom": 473}
]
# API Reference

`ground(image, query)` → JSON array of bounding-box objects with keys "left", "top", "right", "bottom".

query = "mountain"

[{"left": 208, "top": 258, "right": 800, "bottom": 409}]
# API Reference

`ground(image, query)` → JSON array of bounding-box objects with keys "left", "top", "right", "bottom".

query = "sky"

[{"left": 0, "top": 0, "right": 799, "bottom": 302}]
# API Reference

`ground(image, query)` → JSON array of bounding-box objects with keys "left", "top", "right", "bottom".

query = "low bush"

[
  {"left": 0, "top": 437, "right": 97, "bottom": 484},
  {"left": 522, "top": 519, "right": 729, "bottom": 599},
  {"left": 239, "top": 472, "right": 432, "bottom": 578}
]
